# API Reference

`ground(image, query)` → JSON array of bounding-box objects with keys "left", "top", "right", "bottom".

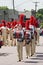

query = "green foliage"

[
  {"left": 38, "top": 9, "right": 43, "bottom": 14},
  {"left": 36, "top": 13, "right": 43, "bottom": 19},
  {"left": 36, "top": 9, "right": 43, "bottom": 20},
  {"left": 40, "top": 22, "right": 43, "bottom": 28},
  {"left": 0, "top": 6, "right": 9, "bottom": 10}
]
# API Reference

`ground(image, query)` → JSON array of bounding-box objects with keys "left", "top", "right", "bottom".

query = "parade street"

[{"left": 0, "top": 36, "right": 43, "bottom": 65}]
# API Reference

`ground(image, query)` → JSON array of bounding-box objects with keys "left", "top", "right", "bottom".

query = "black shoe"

[
  {"left": 31, "top": 54, "right": 33, "bottom": 56},
  {"left": 26, "top": 57, "right": 28, "bottom": 59},
  {"left": 31, "top": 55, "right": 33, "bottom": 56},
  {"left": 19, "top": 60, "right": 21, "bottom": 62}
]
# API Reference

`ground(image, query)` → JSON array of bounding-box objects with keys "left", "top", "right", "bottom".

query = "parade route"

[
  {"left": 0, "top": 44, "right": 43, "bottom": 65},
  {"left": 0, "top": 0, "right": 43, "bottom": 65}
]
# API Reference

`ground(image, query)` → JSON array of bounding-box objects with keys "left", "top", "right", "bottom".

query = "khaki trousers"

[
  {"left": 36, "top": 28, "right": 40, "bottom": 44},
  {"left": 17, "top": 41, "right": 23, "bottom": 60},
  {"left": 13, "top": 38, "right": 16, "bottom": 46},
  {"left": 7, "top": 29, "right": 13, "bottom": 46},
  {"left": 26, "top": 42, "right": 31, "bottom": 57},
  {"left": 2, "top": 29, "right": 7, "bottom": 45},
  {"left": 37, "top": 34, "right": 39, "bottom": 43},
  {"left": 31, "top": 37, "right": 36, "bottom": 56}
]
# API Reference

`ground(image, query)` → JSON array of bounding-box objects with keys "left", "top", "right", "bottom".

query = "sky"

[{"left": 0, "top": 0, "right": 43, "bottom": 11}]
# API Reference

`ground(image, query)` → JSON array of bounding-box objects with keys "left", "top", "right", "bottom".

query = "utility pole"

[
  {"left": 33, "top": 1, "right": 39, "bottom": 17},
  {"left": 12, "top": 0, "right": 15, "bottom": 14}
]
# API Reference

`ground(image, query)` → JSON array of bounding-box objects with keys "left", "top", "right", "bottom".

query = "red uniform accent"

[
  {"left": 30, "top": 16, "right": 38, "bottom": 28},
  {"left": 11, "top": 20, "right": 17, "bottom": 29},
  {"left": 18, "top": 14, "right": 25, "bottom": 27},
  {"left": 0, "top": 24, "right": 2, "bottom": 27},
  {"left": 16, "top": 32, "right": 20, "bottom": 38},
  {"left": 7, "top": 22, "right": 11, "bottom": 28},
  {"left": 1, "top": 20, "right": 6, "bottom": 27},
  {"left": 25, "top": 20, "right": 30, "bottom": 30},
  {"left": 1, "top": 20, "right": 6, "bottom": 23},
  {"left": 25, "top": 20, "right": 31, "bottom": 42}
]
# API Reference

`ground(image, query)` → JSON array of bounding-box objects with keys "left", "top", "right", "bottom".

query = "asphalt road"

[{"left": 0, "top": 36, "right": 43, "bottom": 65}]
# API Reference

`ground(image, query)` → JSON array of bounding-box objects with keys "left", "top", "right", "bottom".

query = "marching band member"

[
  {"left": 0, "top": 24, "right": 3, "bottom": 48},
  {"left": 13, "top": 14, "right": 25, "bottom": 61},
  {"left": 29, "top": 16, "right": 36, "bottom": 56},
  {"left": 16, "top": 24, "right": 24, "bottom": 61},
  {"left": 35, "top": 19, "right": 40, "bottom": 45},
  {"left": 11, "top": 20, "right": 17, "bottom": 46},
  {"left": 1, "top": 20, "right": 7, "bottom": 46},
  {"left": 13, "top": 24, "right": 18, "bottom": 46},
  {"left": 29, "top": 25, "right": 35, "bottom": 56},
  {"left": 25, "top": 20, "right": 31, "bottom": 58},
  {"left": 6, "top": 22, "right": 13, "bottom": 46},
  {"left": 32, "top": 18, "right": 39, "bottom": 52}
]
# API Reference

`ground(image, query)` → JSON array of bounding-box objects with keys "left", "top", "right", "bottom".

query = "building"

[
  {"left": 0, "top": 9, "right": 32, "bottom": 21},
  {"left": 0, "top": 9, "right": 18, "bottom": 21}
]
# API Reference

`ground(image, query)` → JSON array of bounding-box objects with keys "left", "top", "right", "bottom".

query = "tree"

[
  {"left": 0, "top": 6, "right": 9, "bottom": 10},
  {"left": 38, "top": 9, "right": 43, "bottom": 14},
  {"left": 36, "top": 13, "right": 43, "bottom": 20},
  {"left": 36, "top": 9, "right": 43, "bottom": 20}
]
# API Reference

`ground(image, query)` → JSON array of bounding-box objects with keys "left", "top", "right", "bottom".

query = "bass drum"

[{"left": 25, "top": 31, "right": 31, "bottom": 44}]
